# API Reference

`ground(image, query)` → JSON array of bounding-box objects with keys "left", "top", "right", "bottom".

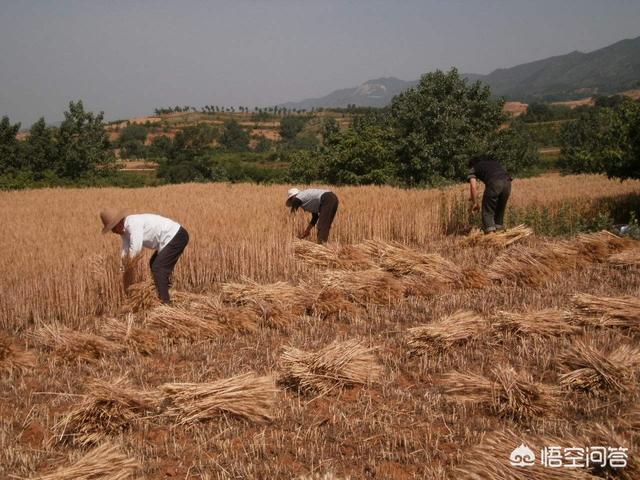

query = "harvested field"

[{"left": 2, "top": 176, "right": 640, "bottom": 478}]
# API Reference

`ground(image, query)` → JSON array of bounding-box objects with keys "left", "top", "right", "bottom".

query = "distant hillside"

[{"left": 281, "top": 35, "right": 640, "bottom": 108}]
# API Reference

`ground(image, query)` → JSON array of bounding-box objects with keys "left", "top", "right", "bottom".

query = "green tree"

[
  {"left": 390, "top": 68, "right": 505, "bottom": 185},
  {"left": 488, "top": 121, "right": 540, "bottom": 176},
  {"left": 279, "top": 116, "right": 307, "bottom": 141},
  {"left": 0, "top": 116, "right": 22, "bottom": 173},
  {"left": 25, "top": 118, "right": 57, "bottom": 177},
  {"left": 321, "top": 117, "right": 340, "bottom": 145},
  {"left": 56, "top": 100, "right": 114, "bottom": 178},
  {"left": 219, "top": 119, "right": 249, "bottom": 152},
  {"left": 118, "top": 123, "right": 148, "bottom": 145},
  {"left": 559, "top": 100, "right": 639, "bottom": 176}
]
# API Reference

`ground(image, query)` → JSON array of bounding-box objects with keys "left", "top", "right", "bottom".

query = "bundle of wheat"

[
  {"left": 122, "top": 280, "right": 160, "bottom": 313},
  {"left": 608, "top": 248, "right": 640, "bottom": 268},
  {"left": 180, "top": 295, "right": 261, "bottom": 333},
  {"left": 407, "top": 311, "right": 488, "bottom": 354},
  {"left": 321, "top": 269, "right": 405, "bottom": 306},
  {"left": 279, "top": 339, "right": 382, "bottom": 394},
  {"left": 559, "top": 341, "right": 640, "bottom": 393},
  {"left": 53, "top": 377, "right": 159, "bottom": 446},
  {"left": 161, "top": 372, "right": 277, "bottom": 424},
  {"left": 32, "top": 442, "right": 139, "bottom": 480},
  {"left": 293, "top": 240, "right": 375, "bottom": 270},
  {"left": 572, "top": 293, "right": 640, "bottom": 330},
  {"left": 461, "top": 224, "right": 533, "bottom": 248},
  {"left": 144, "top": 305, "right": 223, "bottom": 340},
  {"left": 100, "top": 316, "right": 159, "bottom": 354},
  {"left": 122, "top": 254, "right": 145, "bottom": 293},
  {"left": 487, "top": 245, "right": 560, "bottom": 286},
  {"left": 353, "top": 239, "right": 411, "bottom": 259},
  {"left": 222, "top": 279, "right": 313, "bottom": 317},
  {"left": 440, "top": 366, "right": 561, "bottom": 420},
  {"left": 0, "top": 335, "right": 36, "bottom": 372},
  {"left": 310, "top": 287, "right": 362, "bottom": 322},
  {"left": 569, "top": 230, "right": 631, "bottom": 263},
  {"left": 451, "top": 430, "right": 592, "bottom": 480},
  {"left": 31, "top": 325, "right": 123, "bottom": 361},
  {"left": 494, "top": 309, "right": 580, "bottom": 337}
]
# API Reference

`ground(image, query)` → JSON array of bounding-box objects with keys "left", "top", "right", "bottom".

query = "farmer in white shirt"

[
  {"left": 286, "top": 188, "right": 339, "bottom": 244},
  {"left": 100, "top": 209, "right": 189, "bottom": 304}
]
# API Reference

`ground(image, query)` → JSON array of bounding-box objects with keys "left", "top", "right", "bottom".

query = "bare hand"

[
  {"left": 298, "top": 230, "right": 309, "bottom": 239},
  {"left": 471, "top": 203, "right": 480, "bottom": 213}
]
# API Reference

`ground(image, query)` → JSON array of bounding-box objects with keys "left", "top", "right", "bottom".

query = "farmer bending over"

[
  {"left": 468, "top": 154, "right": 512, "bottom": 234},
  {"left": 100, "top": 209, "right": 189, "bottom": 304},
  {"left": 286, "top": 188, "right": 339, "bottom": 244}
]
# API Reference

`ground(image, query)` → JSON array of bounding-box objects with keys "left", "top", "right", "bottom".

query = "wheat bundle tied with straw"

[
  {"left": 440, "top": 366, "right": 561, "bottom": 420},
  {"left": 572, "top": 293, "right": 640, "bottom": 330},
  {"left": 0, "top": 334, "right": 36, "bottom": 372},
  {"left": 31, "top": 325, "right": 123, "bottom": 361},
  {"left": 293, "top": 240, "right": 375, "bottom": 270},
  {"left": 161, "top": 372, "right": 277, "bottom": 424},
  {"left": 279, "top": 339, "right": 382, "bottom": 394},
  {"left": 569, "top": 230, "right": 631, "bottom": 263},
  {"left": 310, "top": 287, "right": 363, "bottom": 322},
  {"left": 100, "top": 316, "right": 159, "bottom": 354},
  {"left": 559, "top": 341, "right": 640, "bottom": 393},
  {"left": 122, "top": 280, "right": 160, "bottom": 313},
  {"left": 451, "top": 430, "right": 593, "bottom": 480},
  {"left": 178, "top": 294, "right": 261, "bottom": 333},
  {"left": 462, "top": 224, "right": 533, "bottom": 248},
  {"left": 487, "top": 245, "right": 562, "bottom": 286},
  {"left": 608, "top": 248, "right": 640, "bottom": 268},
  {"left": 33, "top": 442, "right": 139, "bottom": 480},
  {"left": 407, "top": 311, "right": 489, "bottom": 354},
  {"left": 321, "top": 268, "right": 405, "bottom": 306},
  {"left": 494, "top": 309, "right": 580, "bottom": 337},
  {"left": 53, "top": 377, "right": 159, "bottom": 446},
  {"left": 145, "top": 305, "right": 223, "bottom": 340}
]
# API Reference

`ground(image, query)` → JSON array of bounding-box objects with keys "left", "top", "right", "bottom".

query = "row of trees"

[
  {"left": 0, "top": 101, "right": 114, "bottom": 183},
  {"left": 288, "top": 69, "right": 538, "bottom": 186}
]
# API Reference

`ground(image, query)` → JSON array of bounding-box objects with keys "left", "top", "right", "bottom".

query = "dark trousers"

[
  {"left": 317, "top": 192, "right": 339, "bottom": 244},
  {"left": 149, "top": 227, "right": 189, "bottom": 303},
  {"left": 482, "top": 179, "right": 511, "bottom": 233}
]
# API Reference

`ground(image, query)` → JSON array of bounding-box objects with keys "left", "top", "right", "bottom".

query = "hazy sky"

[{"left": 1, "top": 0, "right": 639, "bottom": 126}]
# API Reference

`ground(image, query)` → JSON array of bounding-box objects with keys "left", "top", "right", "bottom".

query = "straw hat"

[
  {"left": 285, "top": 188, "right": 300, "bottom": 206},
  {"left": 100, "top": 208, "right": 129, "bottom": 234}
]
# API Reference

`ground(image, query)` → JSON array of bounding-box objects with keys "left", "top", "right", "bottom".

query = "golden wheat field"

[{"left": 1, "top": 173, "right": 640, "bottom": 479}]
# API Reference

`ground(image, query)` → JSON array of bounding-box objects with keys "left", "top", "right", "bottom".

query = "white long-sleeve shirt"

[{"left": 121, "top": 214, "right": 181, "bottom": 258}]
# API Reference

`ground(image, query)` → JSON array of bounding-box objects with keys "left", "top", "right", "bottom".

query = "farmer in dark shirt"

[
  {"left": 286, "top": 188, "right": 339, "bottom": 244},
  {"left": 468, "top": 154, "right": 512, "bottom": 233}
]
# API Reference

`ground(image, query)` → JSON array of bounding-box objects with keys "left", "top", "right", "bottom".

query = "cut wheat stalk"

[
  {"left": 293, "top": 240, "right": 375, "bottom": 270},
  {"left": 0, "top": 334, "right": 37, "bottom": 372},
  {"left": 122, "top": 254, "right": 145, "bottom": 293},
  {"left": 181, "top": 295, "right": 261, "bottom": 333},
  {"left": 53, "top": 377, "right": 159, "bottom": 446},
  {"left": 310, "top": 287, "right": 363, "bottom": 322},
  {"left": 559, "top": 341, "right": 640, "bottom": 393},
  {"left": 570, "top": 230, "right": 632, "bottom": 263},
  {"left": 279, "top": 339, "right": 383, "bottom": 394},
  {"left": 440, "top": 366, "right": 561, "bottom": 420},
  {"left": 100, "top": 316, "right": 159, "bottom": 354},
  {"left": 608, "top": 248, "right": 640, "bottom": 268},
  {"left": 144, "top": 305, "right": 223, "bottom": 340},
  {"left": 122, "top": 280, "right": 160, "bottom": 313},
  {"left": 451, "top": 429, "right": 593, "bottom": 480},
  {"left": 407, "top": 311, "right": 489, "bottom": 354},
  {"left": 30, "top": 325, "right": 123, "bottom": 361},
  {"left": 320, "top": 268, "right": 405, "bottom": 306},
  {"left": 494, "top": 309, "right": 581, "bottom": 337},
  {"left": 461, "top": 224, "right": 533, "bottom": 248},
  {"left": 32, "top": 442, "right": 139, "bottom": 480},
  {"left": 572, "top": 293, "right": 640, "bottom": 330},
  {"left": 487, "top": 245, "right": 561, "bottom": 286},
  {"left": 161, "top": 372, "right": 277, "bottom": 424},
  {"left": 222, "top": 279, "right": 311, "bottom": 313}
]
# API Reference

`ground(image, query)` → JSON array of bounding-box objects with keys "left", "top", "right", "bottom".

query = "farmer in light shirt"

[
  {"left": 100, "top": 209, "right": 189, "bottom": 304},
  {"left": 286, "top": 188, "right": 339, "bottom": 244}
]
